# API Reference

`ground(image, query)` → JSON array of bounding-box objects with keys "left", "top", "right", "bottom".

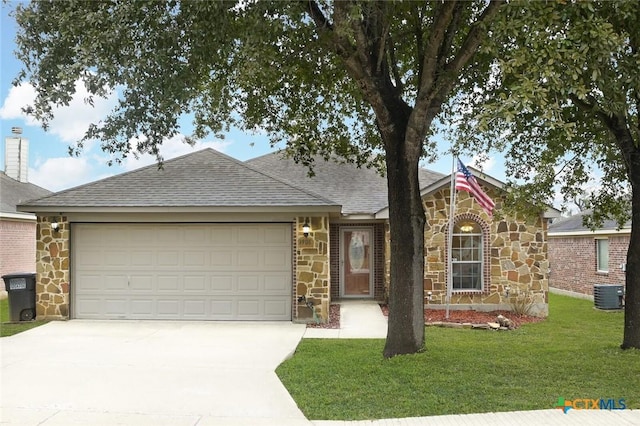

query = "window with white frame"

[
  {"left": 451, "top": 220, "right": 483, "bottom": 290},
  {"left": 596, "top": 238, "right": 609, "bottom": 272}
]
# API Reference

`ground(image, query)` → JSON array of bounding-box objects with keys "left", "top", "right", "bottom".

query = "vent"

[{"left": 594, "top": 284, "right": 624, "bottom": 310}]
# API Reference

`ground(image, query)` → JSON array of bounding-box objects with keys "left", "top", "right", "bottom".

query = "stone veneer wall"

[
  {"left": 35, "top": 216, "right": 70, "bottom": 319},
  {"left": 295, "top": 216, "right": 331, "bottom": 322},
  {"left": 423, "top": 187, "right": 548, "bottom": 316},
  {"left": 384, "top": 187, "right": 549, "bottom": 317}
]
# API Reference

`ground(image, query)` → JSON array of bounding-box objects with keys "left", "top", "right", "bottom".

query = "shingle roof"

[
  {"left": 20, "top": 149, "right": 339, "bottom": 210},
  {"left": 247, "top": 152, "right": 445, "bottom": 215},
  {"left": 549, "top": 210, "right": 631, "bottom": 233},
  {"left": 1, "top": 172, "right": 51, "bottom": 213}
]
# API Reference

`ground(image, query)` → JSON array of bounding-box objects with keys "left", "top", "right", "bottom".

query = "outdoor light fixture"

[
  {"left": 504, "top": 285, "right": 511, "bottom": 298},
  {"left": 302, "top": 221, "right": 310, "bottom": 237},
  {"left": 460, "top": 223, "right": 475, "bottom": 233},
  {"left": 51, "top": 216, "right": 60, "bottom": 233}
]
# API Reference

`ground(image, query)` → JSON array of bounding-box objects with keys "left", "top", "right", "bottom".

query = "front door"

[{"left": 340, "top": 228, "right": 373, "bottom": 298}]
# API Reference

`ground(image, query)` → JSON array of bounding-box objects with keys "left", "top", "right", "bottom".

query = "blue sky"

[{"left": 0, "top": 2, "right": 502, "bottom": 194}]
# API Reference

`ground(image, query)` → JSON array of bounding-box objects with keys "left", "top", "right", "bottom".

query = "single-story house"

[
  {"left": 19, "top": 148, "right": 558, "bottom": 321},
  {"left": 1, "top": 135, "right": 52, "bottom": 295},
  {"left": 548, "top": 211, "right": 629, "bottom": 297}
]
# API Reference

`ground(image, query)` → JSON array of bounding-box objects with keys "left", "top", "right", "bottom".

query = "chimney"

[{"left": 4, "top": 127, "right": 29, "bottom": 183}]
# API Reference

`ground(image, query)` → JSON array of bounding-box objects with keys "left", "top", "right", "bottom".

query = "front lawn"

[
  {"left": 0, "top": 297, "right": 48, "bottom": 337},
  {"left": 276, "top": 293, "right": 640, "bottom": 420}
]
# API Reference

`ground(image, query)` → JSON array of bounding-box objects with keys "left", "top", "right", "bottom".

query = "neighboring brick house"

[
  {"left": 548, "top": 211, "right": 629, "bottom": 297},
  {"left": 19, "top": 149, "right": 558, "bottom": 321},
  {"left": 0, "top": 171, "right": 52, "bottom": 295}
]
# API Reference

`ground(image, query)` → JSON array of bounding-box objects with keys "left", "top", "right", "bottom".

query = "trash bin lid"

[{"left": 2, "top": 272, "right": 36, "bottom": 280}]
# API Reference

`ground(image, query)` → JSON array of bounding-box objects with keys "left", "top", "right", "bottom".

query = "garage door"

[{"left": 72, "top": 223, "right": 292, "bottom": 320}]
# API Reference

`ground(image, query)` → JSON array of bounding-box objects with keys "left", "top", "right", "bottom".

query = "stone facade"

[
  {"left": 295, "top": 216, "right": 331, "bottom": 322},
  {"left": 32, "top": 188, "right": 550, "bottom": 322},
  {"left": 35, "top": 216, "right": 70, "bottom": 320},
  {"left": 384, "top": 187, "right": 549, "bottom": 317},
  {"left": 548, "top": 233, "right": 628, "bottom": 296}
]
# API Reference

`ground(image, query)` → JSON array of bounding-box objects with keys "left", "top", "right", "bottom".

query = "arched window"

[{"left": 451, "top": 220, "right": 483, "bottom": 290}]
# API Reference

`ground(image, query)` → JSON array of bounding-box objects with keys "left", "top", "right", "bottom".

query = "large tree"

[
  {"left": 452, "top": 1, "right": 640, "bottom": 349},
  {"left": 13, "top": 0, "right": 505, "bottom": 357}
]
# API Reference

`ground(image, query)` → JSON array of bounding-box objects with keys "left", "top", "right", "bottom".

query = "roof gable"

[
  {"left": 247, "top": 152, "right": 445, "bottom": 215},
  {"left": 20, "top": 149, "right": 339, "bottom": 211},
  {"left": 1, "top": 172, "right": 52, "bottom": 214}
]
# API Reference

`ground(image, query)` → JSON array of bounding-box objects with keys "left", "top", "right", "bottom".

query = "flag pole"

[{"left": 446, "top": 153, "right": 456, "bottom": 319}]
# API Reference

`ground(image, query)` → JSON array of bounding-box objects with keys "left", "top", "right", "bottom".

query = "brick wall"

[
  {"left": 0, "top": 219, "right": 37, "bottom": 279},
  {"left": 548, "top": 234, "right": 628, "bottom": 295}
]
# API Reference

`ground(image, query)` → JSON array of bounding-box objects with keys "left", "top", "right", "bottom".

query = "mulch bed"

[
  {"left": 380, "top": 305, "right": 544, "bottom": 329},
  {"left": 306, "top": 304, "right": 544, "bottom": 330}
]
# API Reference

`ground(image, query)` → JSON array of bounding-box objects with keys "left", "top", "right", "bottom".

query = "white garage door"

[{"left": 72, "top": 223, "right": 292, "bottom": 320}]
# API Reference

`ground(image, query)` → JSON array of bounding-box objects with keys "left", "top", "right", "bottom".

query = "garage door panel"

[
  {"left": 264, "top": 227, "right": 289, "bottom": 243},
  {"left": 130, "top": 276, "right": 153, "bottom": 291},
  {"left": 211, "top": 228, "right": 233, "bottom": 245},
  {"left": 75, "top": 298, "right": 101, "bottom": 317},
  {"left": 237, "top": 276, "right": 259, "bottom": 291},
  {"left": 211, "top": 300, "right": 233, "bottom": 316},
  {"left": 105, "top": 299, "right": 128, "bottom": 316},
  {"left": 184, "top": 300, "right": 206, "bottom": 316},
  {"left": 264, "top": 276, "right": 290, "bottom": 292},
  {"left": 237, "top": 251, "right": 259, "bottom": 267},
  {"left": 185, "top": 251, "right": 207, "bottom": 267},
  {"left": 157, "top": 251, "right": 179, "bottom": 266},
  {"left": 131, "top": 300, "right": 153, "bottom": 316},
  {"left": 158, "top": 276, "right": 180, "bottom": 291},
  {"left": 184, "top": 276, "right": 206, "bottom": 291},
  {"left": 210, "top": 276, "right": 233, "bottom": 291},
  {"left": 265, "top": 299, "right": 290, "bottom": 316},
  {"left": 265, "top": 249, "right": 291, "bottom": 268},
  {"left": 237, "top": 227, "right": 260, "bottom": 243},
  {"left": 105, "top": 275, "right": 128, "bottom": 290},
  {"left": 210, "top": 251, "right": 233, "bottom": 266},
  {"left": 131, "top": 251, "right": 154, "bottom": 266},
  {"left": 237, "top": 300, "right": 260, "bottom": 316},
  {"left": 73, "top": 223, "right": 292, "bottom": 320},
  {"left": 157, "top": 300, "right": 180, "bottom": 316}
]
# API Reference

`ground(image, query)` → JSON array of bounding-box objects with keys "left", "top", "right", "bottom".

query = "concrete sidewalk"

[
  {"left": 303, "top": 300, "right": 387, "bottom": 339},
  {"left": 302, "top": 302, "right": 640, "bottom": 426},
  {"left": 311, "top": 409, "right": 640, "bottom": 425}
]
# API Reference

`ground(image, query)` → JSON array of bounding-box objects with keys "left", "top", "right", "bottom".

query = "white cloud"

[
  {"left": 121, "top": 134, "right": 232, "bottom": 171},
  {"left": 0, "top": 84, "right": 38, "bottom": 125},
  {"left": 469, "top": 153, "right": 495, "bottom": 172},
  {"left": 29, "top": 156, "right": 113, "bottom": 192},
  {"left": 0, "top": 80, "right": 118, "bottom": 143}
]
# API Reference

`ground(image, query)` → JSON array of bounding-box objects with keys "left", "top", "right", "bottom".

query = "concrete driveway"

[{"left": 0, "top": 321, "right": 309, "bottom": 425}]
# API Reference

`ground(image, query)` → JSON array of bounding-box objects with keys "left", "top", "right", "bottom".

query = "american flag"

[{"left": 456, "top": 159, "right": 495, "bottom": 215}]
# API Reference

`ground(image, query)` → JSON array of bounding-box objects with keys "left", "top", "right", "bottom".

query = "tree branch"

[
  {"left": 306, "top": 0, "right": 333, "bottom": 31},
  {"left": 419, "top": 1, "right": 457, "bottom": 96}
]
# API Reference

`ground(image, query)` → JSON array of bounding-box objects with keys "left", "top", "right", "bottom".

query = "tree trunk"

[
  {"left": 622, "top": 150, "right": 640, "bottom": 349},
  {"left": 383, "top": 133, "right": 426, "bottom": 358}
]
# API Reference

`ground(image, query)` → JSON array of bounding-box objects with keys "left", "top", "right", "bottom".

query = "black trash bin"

[{"left": 2, "top": 273, "right": 37, "bottom": 322}]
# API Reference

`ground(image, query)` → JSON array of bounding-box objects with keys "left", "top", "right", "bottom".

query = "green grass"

[
  {"left": 276, "top": 293, "right": 640, "bottom": 420},
  {"left": 0, "top": 297, "right": 48, "bottom": 337}
]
